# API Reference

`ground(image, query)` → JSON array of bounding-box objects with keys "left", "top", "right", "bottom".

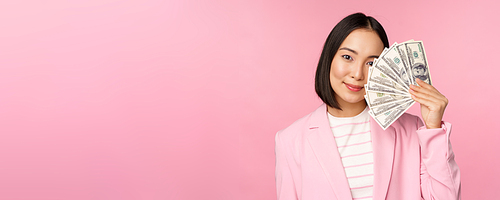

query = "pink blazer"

[{"left": 275, "top": 104, "right": 460, "bottom": 200}]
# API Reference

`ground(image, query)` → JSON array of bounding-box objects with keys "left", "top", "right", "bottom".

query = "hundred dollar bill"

[
  {"left": 381, "top": 47, "right": 389, "bottom": 55},
  {"left": 396, "top": 40, "right": 415, "bottom": 85},
  {"left": 369, "top": 99, "right": 415, "bottom": 130},
  {"left": 365, "top": 90, "right": 412, "bottom": 108},
  {"left": 370, "top": 99, "right": 414, "bottom": 117},
  {"left": 380, "top": 45, "right": 411, "bottom": 89},
  {"left": 365, "top": 81, "right": 409, "bottom": 96},
  {"left": 373, "top": 58, "right": 402, "bottom": 86},
  {"left": 404, "top": 41, "right": 432, "bottom": 86},
  {"left": 368, "top": 66, "right": 407, "bottom": 94},
  {"left": 380, "top": 42, "right": 396, "bottom": 57}
]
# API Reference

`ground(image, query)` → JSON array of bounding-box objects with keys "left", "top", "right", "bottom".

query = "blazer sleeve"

[
  {"left": 416, "top": 119, "right": 461, "bottom": 200},
  {"left": 275, "top": 131, "right": 299, "bottom": 200}
]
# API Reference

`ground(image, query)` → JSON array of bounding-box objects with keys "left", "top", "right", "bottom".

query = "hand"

[{"left": 409, "top": 78, "right": 448, "bottom": 129}]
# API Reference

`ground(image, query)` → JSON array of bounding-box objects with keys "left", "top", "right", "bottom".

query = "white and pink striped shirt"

[{"left": 327, "top": 107, "right": 373, "bottom": 200}]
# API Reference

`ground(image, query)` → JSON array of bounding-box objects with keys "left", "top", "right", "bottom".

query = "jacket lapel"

[
  {"left": 306, "top": 104, "right": 352, "bottom": 200},
  {"left": 370, "top": 117, "right": 396, "bottom": 200}
]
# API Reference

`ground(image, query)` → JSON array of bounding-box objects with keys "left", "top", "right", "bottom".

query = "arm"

[
  {"left": 410, "top": 78, "right": 461, "bottom": 199},
  {"left": 275, "top": 131, "right": 298, "bottom": 200},
  {"left": 417, "top": 120, "right": 461, "bottom": 200}
]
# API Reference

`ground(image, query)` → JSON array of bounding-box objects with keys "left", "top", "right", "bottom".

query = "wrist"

[{"left": 424, "top": 121, "right": 444, "bottom": 129}]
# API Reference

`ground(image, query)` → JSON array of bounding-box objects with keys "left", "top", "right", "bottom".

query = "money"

[
  {"left": 365, "top": 91, "right": 410, "bottom": 108},
  {"left": 404, "top": 41, "right": 431, "bottom": 86},
  {"left": 395, "top": 41, "right": 415, "bottom": 85},
  {"left": 365, "top": 81, "right": 408, "bottom": 96},
  {"left": 365, "top": 40, "right": 432, "bottom": 130},
  {"left": 370, "top": 99, "right": 413, "bottom": 117},
  {"left": 380, "top": 44, "right": 411, "bottom": 89},
  {"left": 367, "top": 65, "right": 407, "bottom": 94},
  {"left": 369, "top": 100, "right": 415, "bottom": 130},
  {"left": 372, "top": 58, "right": 406, "bottom": 90}
]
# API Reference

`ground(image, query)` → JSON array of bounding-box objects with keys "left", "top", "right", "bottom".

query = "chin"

[
  {"left": 341, "top": 96, "right": 366, "bottom": 105},
  {"left": 348, "top": 100, "right": 366, "bottom": 104}
]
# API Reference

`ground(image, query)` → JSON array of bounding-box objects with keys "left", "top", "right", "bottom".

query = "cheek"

[
  {"left": 363, "top": 67, "right": 369, "bottom": 81},
  {"left": 330, "top": 60, "right": 348, "bottom": 81}
]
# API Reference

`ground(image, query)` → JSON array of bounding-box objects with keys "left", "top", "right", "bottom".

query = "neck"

[{"left": 327, "top": 101, "right": 367, "bottom": 118}]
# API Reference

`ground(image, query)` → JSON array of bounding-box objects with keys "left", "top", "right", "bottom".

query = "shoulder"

[
  {"left": 276, "top": 110, "right": 314, "bottom": 140},
  {"left": 276, "top": 104, "right": 326, "bottom": 142}
]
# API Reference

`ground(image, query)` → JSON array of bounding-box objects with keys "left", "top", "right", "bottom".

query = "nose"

[{"left": 350, "top": 61, "right": 365, "bottom": 81}]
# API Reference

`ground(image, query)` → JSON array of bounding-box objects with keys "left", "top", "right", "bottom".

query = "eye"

[
  {"left": 367, "top": 61, "right": 374, "bottom": 66},
  {"left": 342, "top": 55, "right": 352, "bottom": 60}
]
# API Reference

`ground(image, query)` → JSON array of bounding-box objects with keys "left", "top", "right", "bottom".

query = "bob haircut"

[{"left": 315, "top": 13, "right": 389, "bottom": 110}]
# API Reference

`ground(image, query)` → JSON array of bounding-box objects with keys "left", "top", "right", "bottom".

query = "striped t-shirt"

[{"left": 327, "top": 107, "right": 373, "bottom": 200}]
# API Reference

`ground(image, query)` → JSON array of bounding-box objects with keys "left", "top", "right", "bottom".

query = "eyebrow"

[{"left": 338, "top": 47, "right": 379, "bottom": 58}]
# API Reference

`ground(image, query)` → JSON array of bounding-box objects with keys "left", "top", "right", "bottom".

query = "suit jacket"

[{"left": 275, "top": 104, "right": 460, "bottom": 200}]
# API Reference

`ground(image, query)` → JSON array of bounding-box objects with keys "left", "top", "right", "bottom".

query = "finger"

[
  {"left": 413, "top": 79, "right": 441, "bottom": 95},
  {"left": 410, "top": 84, "right": 447, "bottom": 102},
  {"left": 410, "top": 80, "right": 446, "bottom": 96},
  {"left": 410, "top": 91, "right": 440, "bottom": 105},
  {"left": 410, "top": 89, "right": 446, "bottom": 106},
  {"left": 415, "top": 79, "right": 447, "bottom": 98},
  {"left": 411, "top": 93, "right": 441, "bottom": 109},
  {"left": 415, "top": 78, "right": 434, "bottom": 90},
  {"left": 409, "top": 85, "right": 445, "bottom": 100},
  {"left": 410, "top": 89, "right": 448, "bottom": 110}
]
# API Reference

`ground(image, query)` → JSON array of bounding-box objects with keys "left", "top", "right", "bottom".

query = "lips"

[{"left": 344, "top": 83, "right": 363, "bottom": 92}]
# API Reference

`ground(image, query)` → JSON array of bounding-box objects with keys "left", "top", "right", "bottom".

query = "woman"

[{"left": 275, "top": 13, "right": 460, "bottom": 200}]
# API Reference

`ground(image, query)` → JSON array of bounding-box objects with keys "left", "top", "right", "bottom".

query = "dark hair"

[{"left": 315, "top": 13, "right": 389, "bottom": 110}]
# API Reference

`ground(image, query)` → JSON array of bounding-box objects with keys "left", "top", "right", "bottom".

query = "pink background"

[{"left": 0, "top": 0, "right": 498, "bottom": 199}]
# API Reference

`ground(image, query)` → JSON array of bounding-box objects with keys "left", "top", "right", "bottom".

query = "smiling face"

[{"left": 329, "top": 28, "right": 385, "bottom": 109}]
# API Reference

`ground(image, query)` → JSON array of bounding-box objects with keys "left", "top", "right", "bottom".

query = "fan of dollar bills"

[{"left": 364, "top": 40, "right": 431, "bottom": 130}]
